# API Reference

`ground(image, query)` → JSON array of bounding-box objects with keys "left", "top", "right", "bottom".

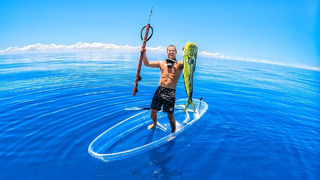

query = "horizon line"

[{"left": 0, "top": 42, "right": 319, "bottom": 71}]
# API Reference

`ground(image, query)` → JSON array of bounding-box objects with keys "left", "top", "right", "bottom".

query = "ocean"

[{"left": 0, "top": 52, "right": 319, "bottom": 179}]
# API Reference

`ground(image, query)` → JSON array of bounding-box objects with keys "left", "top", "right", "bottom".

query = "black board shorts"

[{"left": 151, "top": 86, "right": 176, "bottom": 113}]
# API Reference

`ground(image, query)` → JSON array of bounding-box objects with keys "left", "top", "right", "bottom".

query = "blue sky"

[{"left": 0, "top": 0, "right": 319, "bottom": 67}]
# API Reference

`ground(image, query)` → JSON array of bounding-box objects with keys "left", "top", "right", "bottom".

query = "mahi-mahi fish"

[{"left": 183, "top": 42, "right": 198, "bottom": 113}]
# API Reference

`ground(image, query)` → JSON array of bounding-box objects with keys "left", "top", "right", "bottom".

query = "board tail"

[{"left": 184, "top": 98, "right": 196, "bottom": 114}]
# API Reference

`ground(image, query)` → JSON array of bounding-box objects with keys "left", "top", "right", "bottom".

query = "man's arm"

[{"left": 141, "top": 48, "right": 160, "bottom": 68}]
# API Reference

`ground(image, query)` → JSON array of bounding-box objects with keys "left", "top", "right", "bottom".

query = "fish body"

[{"left": 183, "top": 42, "right": 198, "bottom": 113}]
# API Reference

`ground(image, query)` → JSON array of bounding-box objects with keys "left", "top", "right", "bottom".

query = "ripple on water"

[{"left": 0, "top": 53, "right": 319, "bottom": 179}]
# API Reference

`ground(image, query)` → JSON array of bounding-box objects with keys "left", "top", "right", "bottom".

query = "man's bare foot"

[{"left": 148, "top": 123, "right": 156, "bottom": 130}]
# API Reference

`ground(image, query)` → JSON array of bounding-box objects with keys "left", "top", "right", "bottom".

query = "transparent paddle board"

[{"left": 88, "top": 98, "right": 208, "bottom": 162}]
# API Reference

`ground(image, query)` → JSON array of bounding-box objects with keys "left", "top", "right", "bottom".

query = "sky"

[{"left": 0, "top": 0, "right": 319, "bottom": 67}]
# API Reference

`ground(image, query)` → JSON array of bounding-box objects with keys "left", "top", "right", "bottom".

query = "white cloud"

[
  {"left": 0, "top": 42, "right": 167, "bottom": 54},
  {"left": 198, "top": 50, "right": 320, "bottom": 71},
  {"left": 199, "top": 51, "right": 231, "bottom": 59},
  {"left": 0, "top": 42, "right": 319, "bottom": 71}
]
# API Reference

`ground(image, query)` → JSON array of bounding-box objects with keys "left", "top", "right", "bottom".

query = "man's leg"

[
  {"left": 167, "top": 112, "right": 176, "bottom": 133},
  {"left": 148, "top": 109, "right": 158, "bottom": 129}
]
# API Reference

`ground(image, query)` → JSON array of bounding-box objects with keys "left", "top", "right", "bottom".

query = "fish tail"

[
  {"left": 183, "top": 100, "right": 190, "bottom": 114},
  {"left": 184, "top": 99, "right": 196, "bottom": 113},
  {"left": 190, "top": 100, "right": 196, "bottom": 113}
]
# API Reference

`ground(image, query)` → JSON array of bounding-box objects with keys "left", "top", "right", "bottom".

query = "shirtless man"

[{"left": 140, "top": 45, "right": 183, "bottom": 133}]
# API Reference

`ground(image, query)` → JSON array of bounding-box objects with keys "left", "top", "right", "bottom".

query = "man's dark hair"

[{"left": 167, "top": 45, "right": 177, "bottom": 53}]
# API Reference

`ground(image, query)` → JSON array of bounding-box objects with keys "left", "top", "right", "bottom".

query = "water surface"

[{"left": 0, "top": 52, "right": 319, "bottom": 179}]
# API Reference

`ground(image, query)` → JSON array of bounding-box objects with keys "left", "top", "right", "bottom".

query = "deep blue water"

[{"left": 0, "top": 52, "right": 319, "bottom": 180}]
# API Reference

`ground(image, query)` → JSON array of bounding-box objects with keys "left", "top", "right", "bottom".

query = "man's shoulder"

[
  {"left": 157, "top": 60, "right": 166, "bottom": 64},
  {"left": 156, "top": 61, "right": 165, "bottom": 69}
]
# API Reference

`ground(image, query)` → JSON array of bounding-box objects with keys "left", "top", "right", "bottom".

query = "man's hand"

[{"left": 140, "top": 47, "right": 146, "bottom": 53}]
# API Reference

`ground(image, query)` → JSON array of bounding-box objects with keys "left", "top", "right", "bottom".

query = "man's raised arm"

[{"left": 140, "top": 48, "right": 159, "bottom": 68}]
